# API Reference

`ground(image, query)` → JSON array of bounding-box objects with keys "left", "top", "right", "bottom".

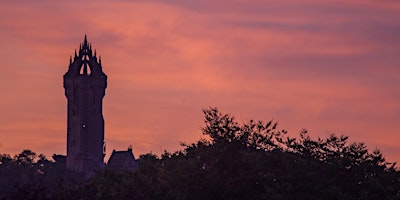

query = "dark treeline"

[{"left": 1, "top": 108, "right": 399, "bottom": 199}]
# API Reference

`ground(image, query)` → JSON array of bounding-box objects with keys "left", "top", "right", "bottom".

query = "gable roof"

[{"left": 107, "top": 149, "right": 137, "bottom": 170}]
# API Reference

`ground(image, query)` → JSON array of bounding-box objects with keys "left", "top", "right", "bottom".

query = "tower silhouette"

[{"left": 63, "top": 35, "right": 107, "bottom": 172}]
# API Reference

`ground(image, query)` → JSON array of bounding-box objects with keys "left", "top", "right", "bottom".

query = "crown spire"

[{"left": 66, "top": 35, "right": 106, "bottom": 77}]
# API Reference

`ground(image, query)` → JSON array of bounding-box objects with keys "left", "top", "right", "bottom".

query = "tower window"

[{"left": 80, "top": 65, "right": 91, "bottom": 75}]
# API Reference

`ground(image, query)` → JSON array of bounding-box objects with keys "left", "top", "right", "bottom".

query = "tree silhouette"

[{"left": 1, "top": 108, "right": 399, "bottom": 199}]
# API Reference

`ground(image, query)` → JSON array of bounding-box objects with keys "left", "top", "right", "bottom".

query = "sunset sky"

[{"left": 1, "top": 0, "right": 400, "bottom": 163}]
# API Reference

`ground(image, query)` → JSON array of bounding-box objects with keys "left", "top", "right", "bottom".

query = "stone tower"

[{"left": 63, "top": 35, "right": 107, "bottom": 172}]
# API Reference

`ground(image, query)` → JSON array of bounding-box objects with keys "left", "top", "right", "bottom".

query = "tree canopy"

[{"left": 1, "top": 107, "right": 399, "bottom": 199}]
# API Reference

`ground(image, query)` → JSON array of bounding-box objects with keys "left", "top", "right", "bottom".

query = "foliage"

[
  {"left": 1, "top": 108, "right": 399, "bottom": 199},
  {"left": 0, "top": 150, "right": 83, "bottom": 200}
]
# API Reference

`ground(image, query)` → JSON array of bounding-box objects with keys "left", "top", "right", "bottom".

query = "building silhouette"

[
  {"left": 108, "top": 146, "right": 138, "bottom": 171},
  {"left": 63, "top": 35, "right": 107, "bottom": 172}
]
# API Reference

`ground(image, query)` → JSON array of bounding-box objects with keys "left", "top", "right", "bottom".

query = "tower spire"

[{"left": 84, "top": 34, "right": 88, "bottom": 45}]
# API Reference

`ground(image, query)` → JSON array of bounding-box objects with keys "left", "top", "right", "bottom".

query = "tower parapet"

[{"left": 64, "top": 35, "right": 107, "bottom": 173}]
